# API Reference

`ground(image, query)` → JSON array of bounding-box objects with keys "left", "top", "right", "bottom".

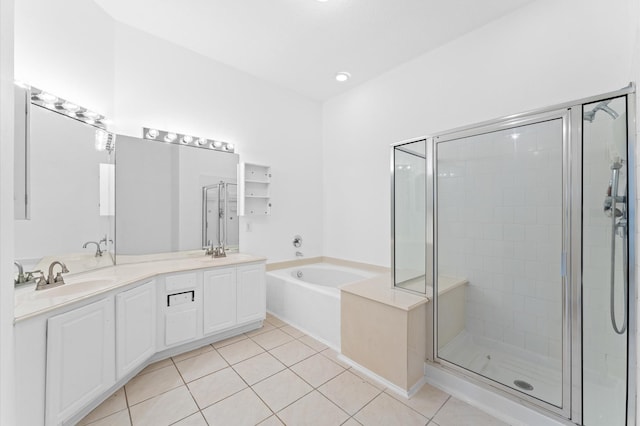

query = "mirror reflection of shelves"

[{"left": 238, "top": 163, "right": 271, "bottom": 215}]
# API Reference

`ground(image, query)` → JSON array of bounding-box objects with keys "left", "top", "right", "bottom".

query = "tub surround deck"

[
  {"left": 15, "top": 252, "right": 266, "bottom": 321},
  {"left": 340, "top": 275, "right": 428, "bottom": 397},
  {"left": 267, "top": 256, "right": 389, "bottom": 275}
]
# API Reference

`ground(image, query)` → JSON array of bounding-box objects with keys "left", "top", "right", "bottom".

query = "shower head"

[{"left": 584, "top": 100, "right": 620, "bottom": 122}]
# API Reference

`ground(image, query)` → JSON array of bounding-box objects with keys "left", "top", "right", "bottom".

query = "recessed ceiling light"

[{"left": 335, "top": 72, "right": 351, "bottom": 82}]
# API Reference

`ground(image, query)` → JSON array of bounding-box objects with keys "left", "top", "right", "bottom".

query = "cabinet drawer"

[{"left": 165, "top": 272, "right": 197, "bottom": 292}]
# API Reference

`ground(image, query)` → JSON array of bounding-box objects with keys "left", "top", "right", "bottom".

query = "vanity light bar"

[
  {"left": 142, "top": 127, "right": 236, "bottom": 153},
  {"left": 27, "top": 85, "right": 107, "bottom": 130}
]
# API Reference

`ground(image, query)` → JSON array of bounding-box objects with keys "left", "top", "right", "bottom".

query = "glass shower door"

[
  {"left": 435, "top": 115, "right": 567, "bottom": 409},
  {"left": 582, "top": 96, "right": 628, "bottom": 426}
]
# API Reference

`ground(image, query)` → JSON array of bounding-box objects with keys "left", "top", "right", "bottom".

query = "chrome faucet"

[
  {"left": 83, "top": 241, "right": 104, "bottom": 257},
  {"left": 14, "top": 261, "right": 25, "bottom": 284},
  {"left": 204, "top": 241, "right": 226, "bottom": 258},
  {"left": 99, "top": 235, "right": 113, "bottom": 248},
  {"left": 213, "top": 245, "right": 227, "bottom": 258},
  {"left": 35, "top": 261, "right": 69, "bottom": 291},
  {"left": 14, "top": 261, "right": 39, "bottom": 286}
]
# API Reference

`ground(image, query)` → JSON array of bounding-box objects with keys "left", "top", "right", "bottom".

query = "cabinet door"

[
  {"left": 237, "top": 263, "right": 266, "bottom": 324},
  {"left": 116, "top": 281, "right": 156, "bottom": 380},
  {"left": 203, "top": 267, "right": 237, "bottom": 334},
  {"left": 46, "top": 298, "right": 115, "bottom": 425}
]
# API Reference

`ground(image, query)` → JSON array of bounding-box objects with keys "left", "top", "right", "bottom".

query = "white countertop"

[{"left": 15, "top": 252, "right": 266, "bottom": 322}]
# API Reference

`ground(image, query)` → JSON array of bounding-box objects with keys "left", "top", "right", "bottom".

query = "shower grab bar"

[{"left": 605, "top": 160, "right": 628, "bottom": 335}]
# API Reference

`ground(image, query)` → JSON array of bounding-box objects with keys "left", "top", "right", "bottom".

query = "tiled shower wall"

[
  {"left": 582, "top": 100, "right": 628, "bottom": 380},
  {"left": 437, "top": 119, "right": 563, "bottom": 360}
]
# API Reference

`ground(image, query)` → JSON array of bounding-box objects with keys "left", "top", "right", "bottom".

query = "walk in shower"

[{"left": 392, "top": 86, "right": 636, "bottom": 424}]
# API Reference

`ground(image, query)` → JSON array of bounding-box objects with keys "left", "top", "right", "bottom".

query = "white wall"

[
  {"left": 0, "top": 0, "right": 15, "bottom": 423},
  {"left": 112, "top": 23, "right": 324, "bottom": 262},
  {"left": 13, "top": 1, "right": 324, "bottom": 264},
  {"left": 14, "top": 0, "right": 115, "bottom": 118},
  {"left": 322, "top": 0, "right": 639, "bottom": 267}
]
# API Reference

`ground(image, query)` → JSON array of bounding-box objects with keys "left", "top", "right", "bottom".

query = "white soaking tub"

[{"left": 266, "top": 263, "right": 377, "bottom": 350}]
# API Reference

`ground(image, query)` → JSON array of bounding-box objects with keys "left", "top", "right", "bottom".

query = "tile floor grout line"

[
  {"left": 247, "top": 332, "right": 296, "bottom": 352},
  {"left": 122, "top": 386, "right": 134, "bottom": 426},
  {"left": 196, "top": 385, "right": 249, "bottom": 413},
  {"left": 343, "top": 386, "right": 386, "bottom": 420},
  {"left": 429, "top": 394, "right": 452, "bottom": 423},
  {"left": 220, "top": 346, "right": 267, "bottom": 367},
  {"left": 382, "top": 387, "right": 445, "bottom": 420}
]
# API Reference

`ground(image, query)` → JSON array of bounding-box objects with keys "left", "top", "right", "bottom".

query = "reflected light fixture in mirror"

[
  {"left": 28, "top": 85, "right": 108, "bottom": 129},
  {"left": 142, "top": 127, "right": 236, "bottom": 153},
  {"left": 95, "top": 129, "right": 116, "bottom": 153}
]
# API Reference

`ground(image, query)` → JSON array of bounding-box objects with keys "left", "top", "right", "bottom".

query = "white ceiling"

[{"left": 94, "top": 0, "right": 535, "bottom": 102}]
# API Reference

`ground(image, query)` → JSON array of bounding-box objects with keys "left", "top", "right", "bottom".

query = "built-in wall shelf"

[{"left": 238, "top": 163, "right": 271, "bottom": 215}]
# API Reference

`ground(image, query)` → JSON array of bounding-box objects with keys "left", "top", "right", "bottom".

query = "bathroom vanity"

[{"left": 14, "top": 253, "right": 266, "bottom": 426}]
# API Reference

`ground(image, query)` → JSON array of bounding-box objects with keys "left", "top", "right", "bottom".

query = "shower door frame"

[
  {"left": 432, "top": 109, "right": 572, "bottom": 418},
  {"left": 423, "top": 85, "right": 636, "bottom": 424}
]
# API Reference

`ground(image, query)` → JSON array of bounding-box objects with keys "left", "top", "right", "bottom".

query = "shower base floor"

[
  {"left": 439, "top": 331, "right": 626, "bottom": 424},
  {"left": 439, "top": 331, "right": 563, "bottom": 406}
]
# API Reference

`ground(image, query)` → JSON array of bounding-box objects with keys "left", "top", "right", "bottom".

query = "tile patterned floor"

[{"left": 78, "top": 314, "right": 508, "bottom": 426}]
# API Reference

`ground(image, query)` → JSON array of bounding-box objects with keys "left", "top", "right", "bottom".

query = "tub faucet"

[
  {"left": 36, "top": 261, "right": 69, "bottom": 291},
  {"left": 83, "top": 241, "right": 104, "bottom": 257}
]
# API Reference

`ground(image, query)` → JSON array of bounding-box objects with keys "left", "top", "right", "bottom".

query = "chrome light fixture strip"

[
  {"left": 27, "top": 85, "right": 107, "bottom": 130},
  {"left": 142, "top": 127, "right": 236, "bottom": 153}
]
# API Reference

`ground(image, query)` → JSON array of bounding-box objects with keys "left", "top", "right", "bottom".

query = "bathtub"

[{"left": 266, "top": 263, "right": 378, "bottom": 350}]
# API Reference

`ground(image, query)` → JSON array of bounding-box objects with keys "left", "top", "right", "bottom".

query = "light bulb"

[
  {"left": 181, "top": 135, "right": 193, "bottom": 144},
  {"left": 44, "top": 103, "right": 57, "bottom": 109},
  {"left": 335, "top": 72, "right": 351, "bottom": 82},
  {"left": 39, "top": 92, "right": 58, "bottom": 103},
  {"left": 212, "top": 140, "right": 223, "bottom": 148},
  {"left": 226, "top": 144, "right": 235, "bottom": 151},
  {"left": 85, "top": 119, "right": 96, "bottom": 125},
  {"left": 164, "top": 132, "right": 177, "bottom": 142},
  {"left": 146, "top": 129, "right": 159, "bottom": 139},
  {"left": 197, "top": 137, "right": 208, "bottom": 146},
  {"left": 83, "top": 110, "right": 99, "bottom": 119},
  {"left": 62, "top": 102, "right": 79, "bottom": 112}
]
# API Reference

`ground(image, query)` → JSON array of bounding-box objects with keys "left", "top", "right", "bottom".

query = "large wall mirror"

[
  {"left": 116, "top": 136, "right": 239, "bottom": 263},
  {"left": 392, "top": 139, "right": 427, "bottom": 294},
  {"left": 14, "top": 89, "right": 116, "bottom": 278}
]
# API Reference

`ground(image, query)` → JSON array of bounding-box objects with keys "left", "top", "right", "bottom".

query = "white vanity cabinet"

[
  {"left": 203, "top": 267, "right": 237, "bottom": 334},
  {"left": 116, "top": 280, "right": 156, "bottom": 380},
  {"left": 14, "top": 254, "right": 266, "bottom": 426},
  {"left": 203, "top": 263, "right": 266, "bottom": 335},
  {"left": 45, "top": 297, "right": 115, "bottom": 426},
  {"left": 237, "top": 263, "right": 266, "bottom": 323}
]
